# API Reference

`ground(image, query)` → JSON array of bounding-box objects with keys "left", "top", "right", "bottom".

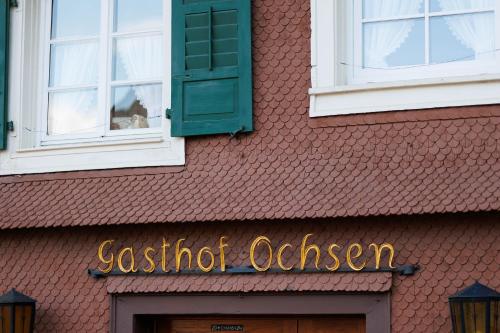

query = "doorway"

[
  {"left": 113, "top": 294, "right": 389, "bottom": 333},
  {"left": 135, "top": 317, "right": 366, "bottom": 333}
]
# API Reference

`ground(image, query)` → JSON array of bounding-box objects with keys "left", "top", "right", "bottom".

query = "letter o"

[
  {"left": 250, "top": 236, "right": 273, "bottom": 272},
  {"left": 197, "top": 247, "right": 215, "bottom": 273}
]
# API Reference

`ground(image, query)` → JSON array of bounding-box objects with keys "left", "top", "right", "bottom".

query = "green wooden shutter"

[
  {"left": 170, "top": 0, "right": 252, "bottom": 137},
  {"left": 0, "top": 0, "right": 9, "bottom": 150}
]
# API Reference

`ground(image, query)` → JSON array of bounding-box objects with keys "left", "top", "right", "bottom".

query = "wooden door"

[
  {"left": 299, "top": 318, "right": 365, "bottom": 333},
  {"left": 135, "top": 317, "right": 170, "bottom": 333},
  {"left": 169, "top": 319, "right": 297, "bottom": 333},
  {"left": 159, "top": 317, "right": 365, "bottom": 333}
]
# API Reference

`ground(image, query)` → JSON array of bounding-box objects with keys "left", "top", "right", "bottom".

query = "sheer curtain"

[
  {"left": 48, "top": 42, "right": 99, "bottom": 135},
  {"left": 437, "top": 0, "right": 495, "bottom": 60},
  {"left": 116, "top": 35, "right": 163, "bottom": 128},
  {"left": 364, "top": 0, "right": 424, "bottom": 68}
]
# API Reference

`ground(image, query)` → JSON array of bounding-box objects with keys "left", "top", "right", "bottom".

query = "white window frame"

[
  {"left": 0, "top": 0, "right": 185, "bottom": 175},
  {"left": 41, "top": 0, "right": 165, "bottom": 144},
  {"left": 310, "top": 0, "right": 500, "bottom": 118}
]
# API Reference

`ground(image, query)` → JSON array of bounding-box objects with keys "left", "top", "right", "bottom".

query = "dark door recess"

[{"left": 135, "top": 317, "right": 366, "bottom": 333}]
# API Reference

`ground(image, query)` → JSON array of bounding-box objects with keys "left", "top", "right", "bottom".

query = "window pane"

[
  {"left": 491, "top": 301, "right": 499, "bottom": 333},
  {"left": 51, "top": 0, "right": 100, "bottom": 38},
  {"left": 450, "top": 303, "right": 463, "bottom": 333},
  {"left": 363, "top": 0, "right": 424, "bottom": 19},
  {"left": 430, "top": 0, "right": 495, "bottom": 12},
  {"left": 110, "top": 85, "right": 162, "bottom": 130},
  {"left": 112, "top": 35, "right": 163, "bottom": 81},
  {"left": 48, "top": 90, "right": 98, "bottom": 136},
  {"left": 463, "top": 302, "right": 487, "bottom": 333},
  {"left": 114, "top": 0, "right": 162, "bottom": 32},
  {"left": 14, "top": 306, "right": 32, "bottom": 333},
  {"left": 431, "top": 12, "right": 495, "bottom": 63},
  {"left": 364, "top": 19, "right": 424, "bottom": 68},
  {"left": 1, "top": 306, "right": 12, "bottom": 333},
  {"left": 50, "top": 42, "right": 99, "bottom": 87}
]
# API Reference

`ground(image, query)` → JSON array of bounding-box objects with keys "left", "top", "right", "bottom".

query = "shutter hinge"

[
  {"left": 165, "top": 108, "right": 172, "bottom": 119},
  {"left": 6, "top": 121, "right": 14, "bottom": 132},
  {"left": 230, "top": 126, "right": 244, "bottom": 138},
  {"left": 9, "top": 0, "right": 18, "bottom": 8}
]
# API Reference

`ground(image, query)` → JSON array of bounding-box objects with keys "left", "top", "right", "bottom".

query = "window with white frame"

[
  {"left": 45, "top": 0, "right": 164, "bottom": 143},
  {"left": 310, "top": 0, "right": 500, "bottom": 117},
  {"left": 0, "top": 0, "right": 184, "bottom": 175},
  {"left": 352, "top": 0, "right": 499, "bottom": 83}
]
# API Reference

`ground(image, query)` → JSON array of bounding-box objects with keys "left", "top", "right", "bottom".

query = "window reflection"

[
  {"left": 114, "top": 0, "right": 162, "bottom": 32},
  {"left": 111, "top": 85, "right": 162, "bottom": 130}
]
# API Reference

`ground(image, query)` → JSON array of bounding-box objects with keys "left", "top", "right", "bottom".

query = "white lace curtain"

[
  {"left": 438, "top": 0, "right": 495, "bottom": 59},
  {"left": 48, "top": 42, "right": 98, "bottom": 135},
  {"left": 363, "top": 0, "right": 495, "bottom": 69},
  {"left": 364, "top": 0, "right": 424, "bottom": 68},
  {"left": 116, "top": 35, "right": 163, "bottom": 128}
]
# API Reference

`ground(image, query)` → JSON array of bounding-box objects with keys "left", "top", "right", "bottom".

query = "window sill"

[
  {"left": 309, "top": 73, "right": 500, "bottom": 118},
  {"left": 0, "top": 135, "right": 185, "bottom": 175},
  {"left": 36, "top": 135, "right": 164, "bottom": 151}
]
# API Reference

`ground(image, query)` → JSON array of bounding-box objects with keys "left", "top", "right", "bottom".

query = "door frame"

[{"left": 111, "top": 293, "right": 390, "bottom": 333}]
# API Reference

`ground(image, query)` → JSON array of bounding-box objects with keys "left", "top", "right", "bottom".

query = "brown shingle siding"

[
  {"left": 105, "top": 273, "right": 393, "bottom": 294},
  {"left": 1, "top": 0, "right": 500, "bottom": 230},
  {"left": 2, "top": 113, "right": 500, "bottom": 229}
]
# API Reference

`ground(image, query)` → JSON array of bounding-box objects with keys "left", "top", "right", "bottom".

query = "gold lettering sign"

[
  {"left": 277, "top": 243, "right": 294, "bottom": 271},
  {"left": 250, "top": 236, "right": 273, "bottom": 272},
  {"left": 197, "top": 247, "right": 215, "bottom": 273},
  {"left": 175, "top": 239, "right": 192, "bottom": 272},
  {"left": 161, "top": 238, "right": 171, "bottom": 272},
  {"left": 96, "top": 235, "right": 396, "bottom": 274},
  {"left": 219, "top": 236, "right": 228, "bottom": 272},
  {"left": 143, "top": 247, "right": 156, "bottom": 273},
  {"left": 97, "top": 240, "right": 114, "bottom": 273},
  {"left": 369, "top": 243, "right": 395, "bottom": 269},
  {"left": 300, "top": 234, "right": 321, "bottom": 270},
  {"left": 326, "top": 243, "right": 341, "bottom": 272},
  {"left": 117, "top": 247, "right": 137, "bottom": 273}
]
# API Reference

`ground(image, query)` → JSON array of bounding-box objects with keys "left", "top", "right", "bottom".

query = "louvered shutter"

[
  {"left": 170, "top": 0, "right": 252, "bottom": 137},
  {"left": 0, "top": 0, "right": 9, "bottom": 150}
]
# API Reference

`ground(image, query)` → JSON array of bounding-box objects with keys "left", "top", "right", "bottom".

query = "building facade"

[{"left": 0, "top": 0, "right": 499, "bottom": 332}]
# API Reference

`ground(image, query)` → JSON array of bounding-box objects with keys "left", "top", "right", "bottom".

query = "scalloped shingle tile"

[{"left": 105, "top": 273, "right": 393, "bottom": 294}]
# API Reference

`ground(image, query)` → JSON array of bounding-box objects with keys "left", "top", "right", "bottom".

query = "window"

[
  {"left": 44, "top": 0, "right": 164, "bottom": 143},
  {"left": 0, "top": 0, "right": 252, "bottom": 174},
  {"left": 0, "top": 0, "right": 185, "bottom": 174},
  {"left": 352, "top": 0, "right": 498, "bottom": 83},
  {"left": 310, "top": 0, "right": 500, "bottom": 117},
  {"left": 41, "top": 0, "right": 253, "bottom": 142}
]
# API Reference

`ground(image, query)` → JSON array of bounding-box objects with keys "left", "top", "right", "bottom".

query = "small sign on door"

[{"left": 211, "top": 325, "right": 244, "bottom": 332}]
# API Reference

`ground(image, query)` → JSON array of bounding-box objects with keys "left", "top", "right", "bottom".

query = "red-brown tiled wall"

[
  {"left": 2, "top": 0, "right": 500, "bottom": 230},
  {"left": 0, "top": 214, "right": 498, "bottom": 332}
]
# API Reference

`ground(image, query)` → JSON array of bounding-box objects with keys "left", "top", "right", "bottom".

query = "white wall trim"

[
  {"left": 310, "top": 79, "right": 500, "bottom": 117},
  {"left": 0, "top": 0, "right": 185, "bottom": 175}
]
